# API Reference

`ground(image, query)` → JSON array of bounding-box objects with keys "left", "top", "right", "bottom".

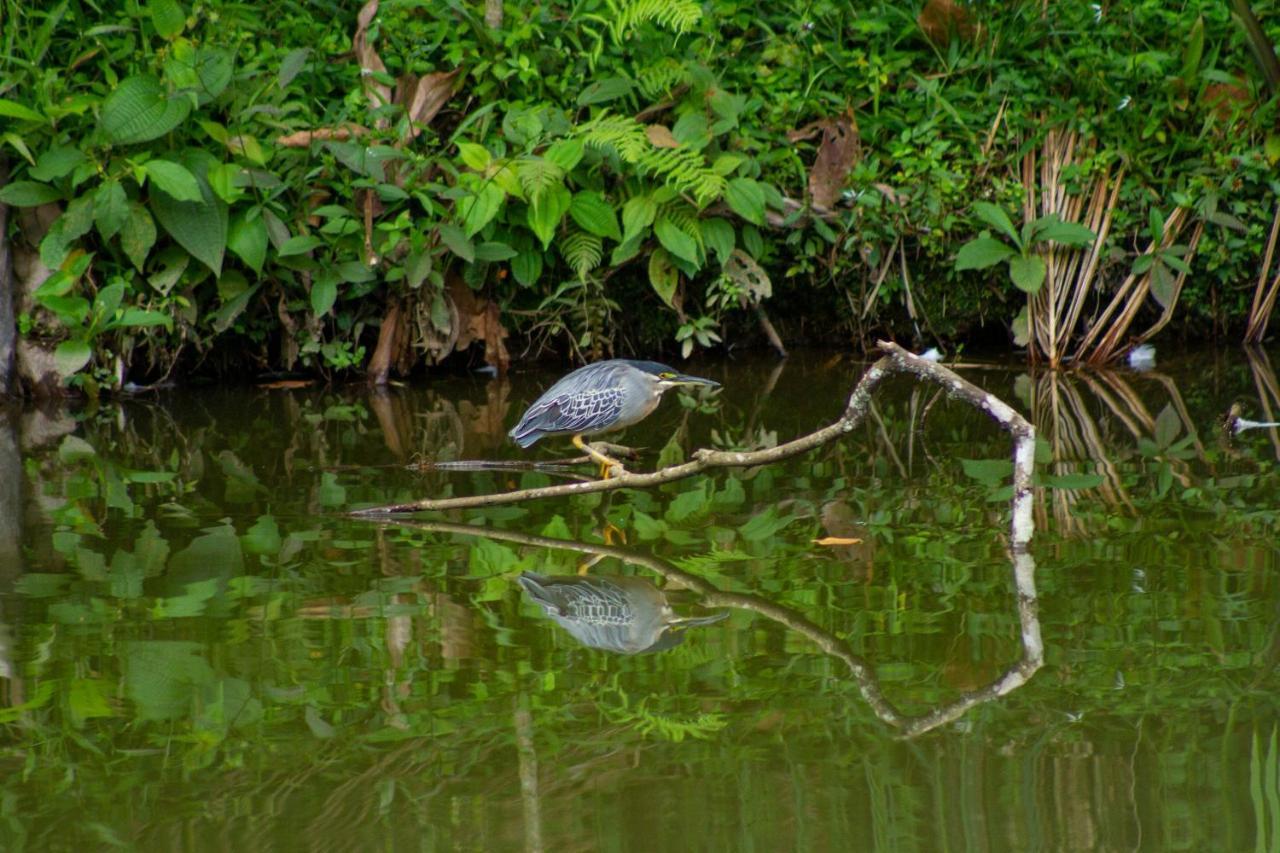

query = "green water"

[{"left": 2, "top": 348, "right": 1279, "bottom": 851}]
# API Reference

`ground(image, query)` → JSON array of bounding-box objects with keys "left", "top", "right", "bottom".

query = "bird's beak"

[{"left": 665, "top": 373, "right": 720, "bottom": 389}]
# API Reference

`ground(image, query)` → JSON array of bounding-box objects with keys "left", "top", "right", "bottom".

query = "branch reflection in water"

[{"left": 382, "top": 519, "right": 1043, "bottom": 740}]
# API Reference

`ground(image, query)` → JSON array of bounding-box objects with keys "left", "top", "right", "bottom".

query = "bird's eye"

[{"left": 659, "top": 372, "right": 677, "bottom": 379}]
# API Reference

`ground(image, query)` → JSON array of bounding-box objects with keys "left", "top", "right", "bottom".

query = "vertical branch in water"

[{"left": 514, "top": 696, "right": 543, "bottom": 853}]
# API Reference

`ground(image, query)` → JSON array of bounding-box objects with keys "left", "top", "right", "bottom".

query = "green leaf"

[
  {"left": 121, "top": 203, "right": 158, "bottom": 272},
  {"left": 0, "top": 181, "right": 61, "bottom": 207},
  {"left": 458, "top": 182, "right": 505, "bottom": 238},
  {"left": 438, "top": 223, "right": 474, "bottom": 262},
  {"left": 115, "top": 308, "right": 172, "bottom": 329},
  {"left": 960, "top": 458, "right": 1012, "bottom": 485},
  {"left": 150, "top": 162, "right": 227, "bottom": 275},
  {"left": 1150, "top": 262, "right": 1176, "bottom": 309},
  {"left": 1043, "top": 473, "right": 1105, "bottom": 490},
  {"left": 149, "top": 0, "right": 186, "bottom": 38},
  {"left": 30, "top": 146, "right": 86, "bottom": 181},
  {"left": 100, "top": 76, "right": 191, "bottom": 145},
  {"left": 456, "top": 142, "right": 491, "bottom": 171},
  {"left": 1033, "top": 216, "right": 1096, "bottom": 247},
  {"left": 544, "top": 138, "right": 584, "bottom": 171},
  {"left": 311, "top": 273, "right": 337, "bottom": 316},
  {"left": 39, "top": 196, "right": 96, "bottom": 269},
  {"left": 1008, "top": 254, "right": 1046, "bottom": 294},
  {"left": 277, "top": 48, "right": 311, "bottom": 89},
  {"left": 279, "top": 235, "right": 323, "bottom": 256},
  {"left": 511, "top": 245, "right": 543, "bottom": 286},
  {"left": 725, "top": 178, "right": 765, "bottom": 225},
  {"left": 1148, "top": 208, "right": 1164, "bottom": 243},
  {"left": 672, "top": 111, "right": 710, "bottom": 149},
  {"left": 568, "top": 191, "right": 621, "bottom": 241},
  {"left": 576, "top": 77, "right": 632, "bottom": 106},
  {"left": 973, "top": 201, "right": 1019, "bottom": 244},
  {"left": 92, "top": 282, "right": 125, "bottom": 328},
  {"left": 701, "top": 218, "right": 734, "bottom": 265},
  {"left": 955, "top": 237, "right": 1015, "bottom": 270},
  {"left": 474, "top": 241, "right": 518, "bottom": 261},
  {"left": 528, "top": 184, "right": 571, "bottom": 249},
  {"left": 0, "top": 99, "right": 45, "bottom": 123},
  {"left": 93, "top": 180, "right": 130, "bottom": 241},
  {"left": 655, "top": 216, "right": 700, "bottom": 265},
  {"left": 145, "top": 159, "right": 202, "bottom": 202},
  {"left": 212, "top": 283, "right": 259, "bottom": 332},
  {"left": 648, "top": 248, "right": 678, "bottom": 308},
  {"left": 54, "top": 339, "right": 92, "bottom": 378},
  {"left": 227, "top": 212, "right": 267, "bottom": 274},
  {"left": 621, "top": 194, "right": 657, "bottom": 244}
]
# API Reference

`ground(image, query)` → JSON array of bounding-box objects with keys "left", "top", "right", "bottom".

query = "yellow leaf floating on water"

[{"left": 813, "top": 536, "right": 863, "bottom": 546}]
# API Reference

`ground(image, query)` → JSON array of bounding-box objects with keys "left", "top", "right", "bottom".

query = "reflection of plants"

[{"left": 597, "top": 682, "right": 727, "bottom": 742}]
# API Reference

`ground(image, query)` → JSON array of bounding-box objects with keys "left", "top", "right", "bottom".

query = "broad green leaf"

[
  {"left": 123, "top": 641, "right": 214, "bottom": 721},
  {"left": 1154, "top": 402, "right": 1181, "bottom": 447},
  {"left": 39, "top": 195, "right": 96, "bottom": 268},
  {"left": 702, "top": 217, "right": 734, "bottom": 265},
  {"left": 621, "top": 194, "right": 657, "bottom": 244},
  {"left": 1150, "top": 262, "right": 1176, "bottom": 309},
  {"left": 0, "top": 181, "right": 61, "bottom": 207},
  {"left": 474, "top": 241, "right": 518, "bottom": 261},
  {"left": 311, "top": 272, "right": 338, "bottom": 316},
  {"left": 672, "top": 111, "right": 710, "bottom": 149},
  {"left": 212, "top": 283, "right": 260, "bottom": 332},
  {"left": 115, "top": 308, "right": 172, "bottom": 329},
  {"left": 438, "top": 223, "right": 474, "bottom": 262},
  {"left": 0, "top": 99, "right": 44, "bottom": 122},
  {"left": 54, "top": 339, "right": 92, "bottom": 378},
  {"left": 1148, "top": 208, "right": 1164, "bottom": 243},
  {"left": 93, "top": 180, "right": 130, "bottom": 241},
  {"left": 655, "top": 216, "right": 700, "bottom": 265},
  {"left": 511, "top": 246, "right": 543, "bottom": 286},
  {"left": 738, "top": 507, "right": 796, "bottom": 542},
  {"left": 30, "top": 146, "right": 86, "bottom": 181},
  {"left": 278, "top": 48, "right": 311, "bottom": 89},
  {"left": 973, "top": 201, "right": 1019, "bottom": 244},
  {"left": 145, "top": 159, "right": 202, "bottom": 202},
  {"left": 150, "top": 163, "right": 227, "bottom": 275},
  {"left": 569, "top": 191, "right": 621, "bottom": 241},
  {"left": 227, "top": 212, "right": 267, "bottom": 274},
  {"left": 150, "top": 0, "right": 186, "bottom": 38},
  {"left": 121, "top": 203, "right": 158, "bottom": 271},
  {"left": 456, "top": 142, "right": 491, "bottom": 171},
  {"left": 458, "top": 182, "right": 505, "bottom": 238},
  {"left": 544, "top": 138, "right": 584, "bottom": 171},
  {"left": 100, "top": 76, "right": 191, "bottom": 145},
  {"left": 576, "top": 76, "right": 632, "bottom": 106},
  {"left": 648, "top": 247, "right": 678, "bottom": 308},
  {"left": 1043, "top": 473, "right": 1105, "bottom": 490},
  {"left": 954, "top": 237, "right": 1015, "bottom": 270},
  {"left": 725, "top": 178, "right": 765, "bottom": 225},
  {"left": 528, "top": 184, "right": 571, "bottom": 249},
  {"left": 1008, "top": 254, "right": 1046, "bottom": 294},
  {"left": 960, "top": 458, "right": 1012, "bottom": 484},
  {"left": 278, "top": 235, "right": 323, "bottom": 256},
  {"left": 242, "top": 515, "right": 282, "bottom": 556},
  {"left": 148, "top": 247, "right": 188, "bottom": 295},
  {"left": 1033, "top": 216, "right": 1096, "bottom": 247},
  {"left": 92, "top": 282, "right": 125, "bottom": 327}
]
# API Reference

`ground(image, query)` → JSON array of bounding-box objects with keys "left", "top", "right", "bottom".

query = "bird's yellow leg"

[
  {"left": 602, "top": 522, "right": 627, "bottom": 546},
  {"left": 572, "top": 434, "right": 626, "bottom": 479},
  {"left": 576, "top": 553, "right": 606, "bottom": 575}
]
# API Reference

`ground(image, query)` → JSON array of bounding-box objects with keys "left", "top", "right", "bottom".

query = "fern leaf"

[
  {"left": 517, "top": 157, "right": 565, "bottom": 204},
  {"left": 610, "top": 0, "right": 702, "bottom": 42},
  {"left": 578, "top": 116, "right": 726, "bottom": 207},
  {"left": 561, "top": 229, "right": 603, "bottom": 281}
]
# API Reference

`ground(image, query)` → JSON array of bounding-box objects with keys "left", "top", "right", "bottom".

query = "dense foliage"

[{"left": 1, "top": 0, "right": 1278, "bottom": 389}]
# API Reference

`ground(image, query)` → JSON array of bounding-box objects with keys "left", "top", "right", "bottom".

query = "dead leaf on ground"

[
  {"left": 276, "top": 125, "right": 370, "bottom": 148},
  {"left": 813, "top": 536, "right": 864, "bottom": 546},
  {"left": 645, "top": 124, "right": 681, "bottom": 148}
]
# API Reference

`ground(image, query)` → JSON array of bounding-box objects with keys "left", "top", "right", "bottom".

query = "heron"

[
  {"left": 508, "top": 359, "right": 720, "bottom": 477},
  {"left": 517, "top": 572, "right": 728, "bottom": 654}
]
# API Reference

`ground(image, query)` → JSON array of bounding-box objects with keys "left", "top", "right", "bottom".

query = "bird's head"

[{"left": 631, "top": 361, "right": 721, "bottom": 392}]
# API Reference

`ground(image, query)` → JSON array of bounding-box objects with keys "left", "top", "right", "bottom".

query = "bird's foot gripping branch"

[{"left": 350, "top": 341, "right": 1038, "bottom": 542}]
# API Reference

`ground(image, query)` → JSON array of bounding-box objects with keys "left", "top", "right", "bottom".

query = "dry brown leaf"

[
  {"left": 399, "top": 69, "right": 461, "bottom": 139},
  {"left": 354, "top": 0, "right": 392, "bottom": 118},
  {"left": 813, "top": 536, "right": 864, "bottom": 546},
  {"left": 917, "top": 0, "right": 977, "bottom": 46},
  {"left": 645, "top": 124, "right": 681, "bottom": 148},
  {"left": 275, "top": 126, "right": 369, "bottom": 147},
  {"left": 448, "top": 278, "right": 510, "bottom": 374},
  {"left": 808, "top": 112, "right": 860, "bottom": 209},
  {"left": 724, "top": 248, "right": 771, "bottom": 304}
]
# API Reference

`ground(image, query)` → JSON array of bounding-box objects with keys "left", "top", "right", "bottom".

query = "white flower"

[
  {"left": 1117, "top": 95, "right": 1132, "bottom": 111},
  {"left": 1090, "top": 3, "right": 1102, "bottom": 22}
]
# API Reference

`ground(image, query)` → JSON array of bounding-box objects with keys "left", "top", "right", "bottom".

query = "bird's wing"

[{"left": 511, "top": 386, "right": 624, "bottom": 440}]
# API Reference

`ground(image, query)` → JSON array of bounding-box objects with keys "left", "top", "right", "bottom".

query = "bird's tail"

[{"left": 508, "top": 422, "right": 542, "bottom": 448}]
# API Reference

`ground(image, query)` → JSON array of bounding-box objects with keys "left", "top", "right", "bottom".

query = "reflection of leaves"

[
  {"left": 738, "top": 507, "right": 797, "bottom": 542},
  {"left": 123, "top": 641, "right": 216, "bottom": 721},
  {"left": 468, "top": 539, "right": 522, "bottom": 576},
  {"left": 242, "top": 515, "right": 282, "bottom": 556}
]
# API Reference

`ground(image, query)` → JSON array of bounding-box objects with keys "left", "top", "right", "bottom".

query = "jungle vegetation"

[{"left": 1, "top": 0, "right": 1279, "bottom": 393}]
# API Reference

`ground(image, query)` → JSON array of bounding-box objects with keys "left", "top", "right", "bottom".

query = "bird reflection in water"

[{"left": 517, "top": 572, "right": 728, "bottom": 654}]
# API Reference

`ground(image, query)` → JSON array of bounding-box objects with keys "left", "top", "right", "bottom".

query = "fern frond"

[
  {"left": 609, "top": 0, "right": 702, "bottom": 42},
  {"left": 517, "top": 157, "right": 564, "bottom": 204},
  {"left": 659, "top": 202, "right": 706, "bottom": 252},
  {"left": 578, "top": 116, "right": 726, "bottom": 207},
  {"left": 561, "top": 228, "right": 603, "bottom": 281},
  {"left": 637, "top": 58, "right": 692, "bottom": 98}
]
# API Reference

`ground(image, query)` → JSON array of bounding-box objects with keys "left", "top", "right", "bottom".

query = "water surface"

[{"left": 2, "top": 347, "right": 1279, "bottom": 851}]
